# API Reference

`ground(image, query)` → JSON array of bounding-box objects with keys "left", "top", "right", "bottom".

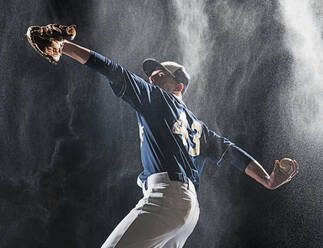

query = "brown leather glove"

[{"left": 26, "top": 24, "right": 76, "bottom": 64}]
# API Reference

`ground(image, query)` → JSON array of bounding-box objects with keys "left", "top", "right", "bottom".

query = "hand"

[{"left": 268, "top": 159, "right": 299, "bottom": 189}]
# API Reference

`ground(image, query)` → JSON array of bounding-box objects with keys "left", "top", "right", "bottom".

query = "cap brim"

[{"left": 143, "top": 58, "right": 175, "bottom": 78}]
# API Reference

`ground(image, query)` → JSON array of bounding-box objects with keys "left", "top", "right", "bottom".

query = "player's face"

[{"left": 149, "top": 69, "right": 177, "bottom": 93}]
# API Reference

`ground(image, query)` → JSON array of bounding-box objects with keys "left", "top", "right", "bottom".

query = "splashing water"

[{"left": 279, "top": 0, "right": 323, "bottom": 141}]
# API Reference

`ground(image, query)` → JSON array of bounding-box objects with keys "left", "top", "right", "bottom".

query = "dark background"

[{"left": 1, "top": 1, "right": 322, "bottom": 248}]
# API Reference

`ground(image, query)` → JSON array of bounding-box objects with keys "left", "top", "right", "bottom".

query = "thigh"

[
  {"left": 101, "top": 194, "right": 191, "bottom": 248},
  {"left": 100, "top": 203, "right": 142, "bottom": 248},
  {"left": 163, "top": 198, "right": 200, "bottom": 248}
]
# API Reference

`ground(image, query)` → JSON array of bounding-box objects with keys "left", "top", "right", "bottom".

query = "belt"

[
  {"left": 137, "top": 172, "right": 196, "bottom": 194},
  {"left": 168, "top": 172, "right": 189, "bottom": 184}
]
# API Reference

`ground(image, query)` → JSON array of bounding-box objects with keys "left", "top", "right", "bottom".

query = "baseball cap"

[{"left": 143, "top": 58, "right": 191, "bottom": 93}]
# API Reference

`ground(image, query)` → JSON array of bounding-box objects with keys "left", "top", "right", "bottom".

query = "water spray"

[{"left": 279, "top": 0, "right": 323, "bottom": 141}]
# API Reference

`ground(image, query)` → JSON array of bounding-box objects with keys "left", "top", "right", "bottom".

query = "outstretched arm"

[
  {"left": 245, "top": 160, "right": 299, "bottom": 190},
  {"left": 62, "top": 40, "right": 91, "bottom": 64},
  {"left": 61, "top": 41, "right": 159, "bottom": 115}
]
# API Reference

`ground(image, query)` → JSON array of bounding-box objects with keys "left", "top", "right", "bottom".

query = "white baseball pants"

[{"left": 101, "top": 172, "right": 200, "bottom": 248}]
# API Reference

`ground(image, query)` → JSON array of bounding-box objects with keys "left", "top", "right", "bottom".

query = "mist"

[
  {"left": 0, "top": 1, "right": 322, "bottom": 248},
  {"left": 172, "top": 0, "right": 212, "bottom": 99},
  {"left": 279, "top": 0, "right": 323, "bottom": 142}
]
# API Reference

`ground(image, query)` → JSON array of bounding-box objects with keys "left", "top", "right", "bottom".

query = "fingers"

[
  {"left": 273, "top": 160, "right": 280, "bottom": 171},
  {"left": 286, "top": 160, "right": 299, "bottom": 182},
  {"left": 290, "top": 160, "right": 300, "bottom": 178},
  {"left": 271, "top": 159, "right": 300, "bottom": 189}
]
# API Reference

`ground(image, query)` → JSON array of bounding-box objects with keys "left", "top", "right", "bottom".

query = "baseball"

[{"left": 279, "top": 158, "right": 293, "bottom": 173}]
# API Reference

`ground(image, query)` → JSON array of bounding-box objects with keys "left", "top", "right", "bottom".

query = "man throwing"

[{"left": 27, "top": 25, "right": 299, "bottom": 248}]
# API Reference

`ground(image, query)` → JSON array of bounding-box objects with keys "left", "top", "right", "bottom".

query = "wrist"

[
  {"left": 255, "top": 173, "right": 272, "bottom": 189},
  {"left": 266, "top": 175, "right": 283, "bottom": 190},
  {"left": 264, "top": 176, "right": 274, "bottom": 190}
]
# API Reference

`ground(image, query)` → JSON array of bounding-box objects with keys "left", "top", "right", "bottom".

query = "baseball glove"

[{"left": 26, "top": 24, "right": 76, "bottom": 64}]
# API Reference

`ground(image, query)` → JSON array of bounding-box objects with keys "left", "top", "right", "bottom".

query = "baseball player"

[{"left": 26, "top": 25, "right": 299, "bottom": 248}]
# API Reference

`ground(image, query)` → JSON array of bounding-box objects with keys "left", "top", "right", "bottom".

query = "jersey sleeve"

[
  {"left": 85, "top": 50, "right": 158, "bottom": 114},
  {"left": 201, "top": 127, "right": 255, "bottom": 172}
]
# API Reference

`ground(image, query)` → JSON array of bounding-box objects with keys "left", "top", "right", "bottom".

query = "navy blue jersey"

[{"left": 86, "top": 51, "right": 255, "bottom": 190}]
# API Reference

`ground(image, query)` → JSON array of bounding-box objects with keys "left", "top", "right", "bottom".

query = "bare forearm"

[
  {"left": 245, "top": 160, "right": 271, "bottom": 189},
  {"left": 62, "top": 41, "right": 91, "bottom": 64}
]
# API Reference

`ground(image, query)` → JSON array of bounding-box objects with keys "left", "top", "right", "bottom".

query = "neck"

[{"left": 172, "top": 92, "right": 183, "bottom": 101}]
